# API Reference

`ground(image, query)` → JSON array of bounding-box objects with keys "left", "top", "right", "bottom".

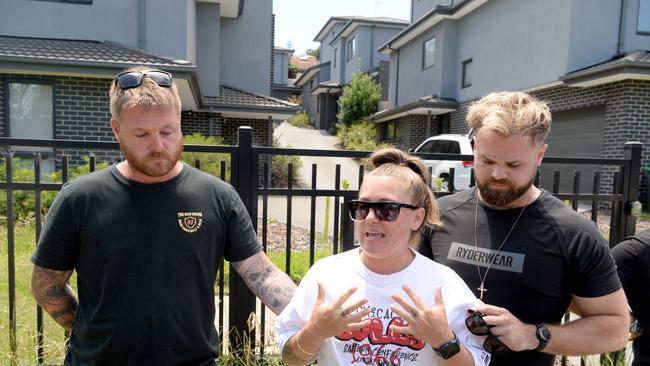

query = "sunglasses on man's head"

[
  {"left": 347, "top": 200, "right": 419, "bottom": 222},
  {"left": 115, "top": 70, "right": 173, "bottom": 90},
  {"left": 465, "top": 310, "right": 510, "bottom": 354}
]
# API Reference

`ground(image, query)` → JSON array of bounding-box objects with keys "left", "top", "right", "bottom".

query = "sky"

[{"left": 273, "top": 0, "right": 412, "bottom": 55}]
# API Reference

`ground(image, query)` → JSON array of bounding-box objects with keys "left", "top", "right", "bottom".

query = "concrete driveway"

[{"left": 259, "top": 122, "right": 364, "bottom": 235}]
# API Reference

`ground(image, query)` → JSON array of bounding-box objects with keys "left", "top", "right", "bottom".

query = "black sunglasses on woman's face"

[
  {"left": 465, "top": 310, "right": 510, "bottom": 354},
  {"left": 347, "top": 200, "right": 419, "bottom": 222},
  {"left": 115, "top": 70, "right": 173, "bottom": 90}
]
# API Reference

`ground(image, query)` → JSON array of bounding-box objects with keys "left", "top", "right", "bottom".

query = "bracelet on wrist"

[{"left": 295, "top": 333, "right": 318, "bottom": 357}]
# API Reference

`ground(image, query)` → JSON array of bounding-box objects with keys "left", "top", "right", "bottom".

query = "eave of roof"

[
  {"left": 203, "top": 85, "right": 300, "bottom": 119},
  {"left": 560, "top": 50, "right": 650, "bottom": 87},
  {"left": 314, "top": 17, "right": 354, "bottom": 42},
  {"left": 371, "top": 97, "right": 458, "bottom": 123},
  {"left": 328, "top": 18, "right": 409, "bottom": 46},
  {"left": 294, "top": 61, "right": 330, "bottom": 86},
  {"left": 378, "top": 0, "right": 488, "bottom": 54}
]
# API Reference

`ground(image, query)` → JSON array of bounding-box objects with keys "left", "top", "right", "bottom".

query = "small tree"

[
  {"left": 305, "top": 47, "right": 320, "bottom": 59},
  {"left": 336, "top": 72, "right": 380, "bottom": 127},
  {"left": 288, "top": 61, "right": 299, "bottom": 79}
]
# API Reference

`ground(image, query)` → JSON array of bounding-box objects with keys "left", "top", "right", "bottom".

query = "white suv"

[{"left": 412, "top": 133, "right": 474, "bottom": 191}]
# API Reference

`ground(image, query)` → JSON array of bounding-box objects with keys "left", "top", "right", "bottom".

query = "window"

[
  {"left": 418, "top": 140, "right": 460, "bottom": 154},
  {"left": 638, "top": 0, "right": 650, "bottom": 34},
  {"left": 31, "top": 0, "right": 92, "bottom": 4},
  {"left": 422, "top": 37, "right": 436, "bottom": 69},
  {"left": 462, "top": 59, "right": 473, "bottom": 88},
  {"left": 386, "top": 121, "right": 400, "bottom": 140},
  {"left": 334, "top": 48, "right": 337, "bottom": 68},
  {"left": 347, "top": 37, "right": 356, "bottom": 61},
  {"left": 7, "top": 81, "right": 55, "bottom": 172}
]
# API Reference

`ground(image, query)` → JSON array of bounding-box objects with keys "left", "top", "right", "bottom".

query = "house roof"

[
  {"left": 315, "top": 16, "right": 409, "bottom": 42},
  {"left": 291, "top": 55, "right": 319, "bottom": 72},
  {"left": 378, "top": 0, "right": 487, "bottom": 54},
  {"left": 203, "top": 85, "right": 299, "bottom": 119},
  {"left": 294, "top": 61, "right": 330, "bottom": 87},
  {"left": 0, "top": 35, "right": 201, "bottom": 109},
  {"left": 328, "top": 17, "right": 409, "bottom": 46},
  {"left": 0, "top": 35, "right": 192, "bottom": 68},
  {"left": 561, "top": 50, "right": 650, "bottom": 87},
  {"left": 371, "top": 95, "right": 459, "bottom": 123},
  {"left": 274, "top": 46, "right": 295, "bottom": 54}
]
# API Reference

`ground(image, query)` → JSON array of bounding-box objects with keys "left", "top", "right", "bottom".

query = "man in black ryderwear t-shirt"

[
  {"left": 30, "top": 67, "right": 296, "bottom": 366},
  {"left": 612, "top": 230, "right": 650, "bottom": 366},
  {"left": 419, "top": 91, "right": 629, "bottom": 366}
]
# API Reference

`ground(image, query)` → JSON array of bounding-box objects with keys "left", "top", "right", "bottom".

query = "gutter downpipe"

[
  {"left": 138, "top": 0, "right": 146, "bottom": 49},
  {"left": 617, "top": 0, "right": 626, "bottom": 54}
]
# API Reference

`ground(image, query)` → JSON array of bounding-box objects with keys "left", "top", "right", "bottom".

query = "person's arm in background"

[
  {"left": 231, "top": 251, "right": 296, "bottom": 315},
  {"left": 477, "top": 289, "right": 629, "bottom": 355},
  {"left": 31, "top": 264, "right": 78, "bottom": 332}
]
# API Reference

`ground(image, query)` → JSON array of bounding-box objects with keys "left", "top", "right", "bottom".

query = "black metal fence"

[{"left": 0, "top": 126, "right": 642, "bottom": 364}]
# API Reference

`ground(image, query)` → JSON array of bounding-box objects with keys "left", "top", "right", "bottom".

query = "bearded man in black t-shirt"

[
  {"left": 30, "top": 67, "right": 296, "bottom": 366},
  {"left": 419, "top": 91, "right": 629, "bottom": 366}
]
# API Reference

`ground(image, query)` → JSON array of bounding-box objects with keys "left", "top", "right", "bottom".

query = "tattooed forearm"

[
  {"left": 31, "top": 265, "right": 78, "bottom": 332},
  {"left": 232, "top": 252, "right": 296, "bottom": 315}
]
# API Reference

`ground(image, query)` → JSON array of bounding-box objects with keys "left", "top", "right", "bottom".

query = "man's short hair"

[
  {"left": 109, "top": 66, "right": 181, "bottom": 121},
  {"left": 467, "top": 91, "right": 552, "bottom": 145}
]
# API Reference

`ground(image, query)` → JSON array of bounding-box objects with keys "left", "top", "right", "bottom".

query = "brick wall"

[
  {"left": 55, "top": 76, "right": 117, "bottom": 164},
  {"left": 378, "top": 61, "right": 390, "bottom": 102},
  {"left": 0, "top": 75, "right": 4, "bottom": 137},
  {"left": 182, "top": 111, "right": 218, "bottom": 137},
  {"left": 448, "top": 80, "right": 650, "bottom": 205},
  {"left": 221, "top": 117, "right": 271, "bottom": 146}
]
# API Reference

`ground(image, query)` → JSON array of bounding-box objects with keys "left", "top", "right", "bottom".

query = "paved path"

[{"left": 259, "top": 122, "right": 364, "bottom": 235}]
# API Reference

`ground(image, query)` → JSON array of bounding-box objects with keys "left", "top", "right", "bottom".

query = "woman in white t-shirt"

[{"left": 276, "top": 148, "right": 490, "bottom": 366}]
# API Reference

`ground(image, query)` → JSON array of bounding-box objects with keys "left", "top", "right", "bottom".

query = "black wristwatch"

[
  {"left": 433, "top": 331, "right": 461, "bottom": 359},
  {"left": 534, "top": 323, "right": 551, "bottom": 352}
]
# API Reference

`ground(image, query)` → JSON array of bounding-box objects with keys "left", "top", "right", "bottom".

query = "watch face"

[
  {"left": 439, "top": 341, "right": 461, "bottom": 359},
  {"left": 538, "top": 326, "right": 551, "bottom": 341}
]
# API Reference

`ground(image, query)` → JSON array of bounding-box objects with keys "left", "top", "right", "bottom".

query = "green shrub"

[
  {"left": 336, "top": 120, "right": 392, "bottom": 152},
  {"left": 336, "top": 72, "right": 380, "bottom": 128},
  {"left": 0, "top": 156, "right": 109, "bottom": 220},
  {"left": 286, "top": 112, "right": 310, "bottom": 128},
  {"left": 181, "top": 133, "right": 231, "bottom": 181},
  {"left": 270, "top": 137, "right": 303, "bottom": 188}
]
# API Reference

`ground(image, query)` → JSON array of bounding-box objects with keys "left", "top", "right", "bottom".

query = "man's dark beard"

[{"left": 477, "top": 173, "right": 535, "bottom": 207}]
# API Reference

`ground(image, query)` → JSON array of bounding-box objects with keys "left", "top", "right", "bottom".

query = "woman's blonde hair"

[
  {"left": 467, "top": 91, "right": 551, "bottom": 145},
  {"left": 365, "top": 148, "right": 440, "bottom": 245},
  {"left": 109, "top": 67, "right": 181, "bottom": 121}
]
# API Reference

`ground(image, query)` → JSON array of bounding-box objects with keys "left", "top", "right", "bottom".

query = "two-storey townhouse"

[
  {"left": 375, "top": 0, "right": 650, "bottom": 197},
  {"left": 271, "top": 46, "right": 300, "bottom": 100},
  {"left": 295, "top": 16, "right": 408, "bottom": 131},
  {"left": 0, "top": 0, "right": 298, "bottom": 167}
]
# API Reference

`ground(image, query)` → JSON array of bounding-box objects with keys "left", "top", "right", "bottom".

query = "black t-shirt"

[
  {"left": 32, "top": 164, "right": 262, "bottom": 366},
  {"left": 611, "top": 230, "right": 650, "bottom": 366},
  {"left": 419, "top": 188, "right": 621, "bottom": 366}
]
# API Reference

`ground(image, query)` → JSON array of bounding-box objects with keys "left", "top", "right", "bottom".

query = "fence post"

[
  {"left": 615, "top": 142, "right": 642, "bottom": 245},
  {"left": 229, "top": 126, "right": 257, "bottom": 353}
]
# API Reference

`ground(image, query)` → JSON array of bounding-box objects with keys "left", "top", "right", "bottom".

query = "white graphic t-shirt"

[{"left": 276, "top": 248, "right": 490, "bottom": 366}]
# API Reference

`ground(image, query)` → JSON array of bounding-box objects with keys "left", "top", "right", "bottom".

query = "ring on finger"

[{"left": 340, "top": 308, "right": 347, "bottom": 317}]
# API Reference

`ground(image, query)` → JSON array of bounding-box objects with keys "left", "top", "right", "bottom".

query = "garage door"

[{"left": 538, "top": 106, "right": 605, "bottom": 194}]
